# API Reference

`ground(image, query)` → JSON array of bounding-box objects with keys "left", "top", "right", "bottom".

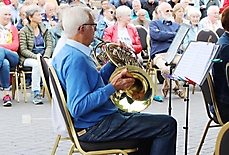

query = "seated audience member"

[
  {"left": 16, "top": 5, "right": 28, "bottom": 31},
  {"left": 180, "top": 0, "right": 189, "bottom": 9},
  {"left": 212, "top": 7, "right": 229, "bottom": 123},
  {"left": 95, "top": 0, "right": 108, "bottom": 23},
  {"left": 152, "top": 6, "right": 159, "bottom": 20},
  {"left": 200, "top": 5, "right": 222, "bottom": 32},
  {"left": 114, "top": 0, "right": 132, "bottom": 9},
  {"left": 37, "top": 0, "right": 45, "bottom": 14},
  {"left": 172, "top": 3, "right": 189, "bottom": 24},
  {"left": 52, "top": 5, "right": 177, "bottom": 155},
  {"left": 130, "top": 9, "right": 151, "bottom": 30},
  {"left": 50, "top": 4, "right": 68, "bottom": 52},
  {"left": 0, "top": 5, "right": 19, "bottom": 107},
  {"left": 182, "top": 7, "right": 202, "bottom": 50},
  {"left": 168, "top": 0, "right": 180, "bottom": 8},
  {"left": 19, "top": 4, "right": 52, "bottom": 104},
  {"left": 23, "top": 0, "right": 33, "bottom": 6},
  {"left": 9, "top": 0, "right": 22, "bottom": 25},
  {"left": 92, "top": 4, "right": 116, "bottom": 48},
  {"left": 222, "top": 0, "right": 229, "bottom": 13},
  {"left": 131, "top": 0, "right": 150, "bottom": 20},
  {"left": 103, "top": 5, "right": 142, "bottom": 56},
  {"left": 199, "top": 0, "right": 219, "bottom": 19},
  {"left": 41, "top": 3, "right": 58, "bottom": 29},
  {"left": 149, "top": 2, "right": 185, "bottom": 98},
  {"left": 143, "top": 0, "right": 158, "bottom": 20}
]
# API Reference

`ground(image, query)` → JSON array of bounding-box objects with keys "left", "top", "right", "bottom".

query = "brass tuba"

[{"left": 93, "top": 36, "right": 154, "bottom": 113}]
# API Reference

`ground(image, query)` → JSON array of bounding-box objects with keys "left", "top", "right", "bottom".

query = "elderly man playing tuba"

[{"left": 52, "top": 5, "right": 177, "bottom": 155}]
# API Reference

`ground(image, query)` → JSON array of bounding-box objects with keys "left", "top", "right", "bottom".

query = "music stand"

[
  {"left": 163, "top": 23, "right": 191, "bottom": 115},
  {"left": 173, "top": 41, "right": 221, "bottom": 155}
]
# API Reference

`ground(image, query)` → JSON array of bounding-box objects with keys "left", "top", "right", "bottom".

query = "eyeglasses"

[
  {"left": 165, "top": 10, "right": 173, "bottom": 13},
  {"left": 78, "top": 23, "right": 97, "bottom": 30},
  {"left": 109, "top": 10, "right": 114, "bottom": 14}
]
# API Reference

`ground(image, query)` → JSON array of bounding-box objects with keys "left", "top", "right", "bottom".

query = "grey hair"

[
  {"left": 207, "top": 5, "right": 219, "bottom": 16},
  {"left": 188, "top": 7, "right": 201, "bottom": 17},
  {"left": 56, "top": 4, "right": 69, "bottom": 19},
  {"left": 116, "top": 5, "right": 131, "bottom": 19},
  {"left": 25, "top": 4, "right": 40, "bottom": 20},
  {"left": 62, "top": 6, "right": 93, "bottom": 38},
  {"left": 136, "top": 9, "right": 146, "bottom": 16}
]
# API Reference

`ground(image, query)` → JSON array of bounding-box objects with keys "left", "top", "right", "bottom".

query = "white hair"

[
  {"left": 132, "top": 0, "right": 141, "bottom": 6},
  {"left": 188, "top": 7, "right": 201, "bottom": 17},
  {"left": 0, "top": 5, "right": 10, "bottom": 15},
  {"left": 116, "top": 5, "right": 131, "bottom": 19},
  {"left": 62, "top": 6, "right": 93, "bottom": 38},
  {"left": 44, "top": 3, "right": 54, "bottom": 11},
  {"left": 207, "top": 5, "right": 219, "bottom": 16}
]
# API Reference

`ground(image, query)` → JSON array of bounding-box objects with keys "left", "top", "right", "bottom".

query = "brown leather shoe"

[
  {"left": 162, "top": 80, "right": 169, "bottom": 98},
  {"left": 174, "top": 89, "right": 185, "bottom": 98}
]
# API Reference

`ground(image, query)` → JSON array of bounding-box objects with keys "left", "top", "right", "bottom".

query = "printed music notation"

[{"left": 173, "top": 41, "right": 221, "bottom": 86}]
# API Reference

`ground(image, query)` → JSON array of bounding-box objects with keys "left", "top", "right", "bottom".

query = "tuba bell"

[{"left": 93, "top": 36, "right": 154, "bottom": 113}]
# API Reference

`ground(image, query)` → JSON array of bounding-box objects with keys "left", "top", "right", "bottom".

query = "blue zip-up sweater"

[
  {"left": 149, "top": 19, "right": 180, "bottom": 58},
  {"left": 52, "top": 40, "right": 118, "bottom": 128}
]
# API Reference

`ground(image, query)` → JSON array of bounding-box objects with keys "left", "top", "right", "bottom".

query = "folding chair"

[
  {"left": 37, "top": 55, "right": 52, "bottom": 104},
  {"left": 196, "top": 74, "right": 224, "bottom": 155},
  {"left": 214, "top": 122, "right": 229, "bottom": 155},
  {"left": 10, "top": 67, "right": 20, "bottom": 103},
  {"left": 49, "top": 66, "right": 138, "bottom": 155},
  {"left": 18, "top": 66, "right": 32, "bottom": 103}
]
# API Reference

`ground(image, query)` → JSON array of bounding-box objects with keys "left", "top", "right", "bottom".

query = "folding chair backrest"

[
  {"left": 216, "top": 28, "right": 225, "bottom": 38},
  {"left": 135, "top": 25, "right": 148, "bottom": 51},
  {"left": 196, "top": 28, "right": 219, "bottom": 43},
  {"left": 200, "top": 74, "right": 224, "bottom": 125},
  {"left": 37, "top": 55, "right": 52, "bottom": 104},
  {"left": 214, "top": 122, "right": 229, "bottom": 155}
]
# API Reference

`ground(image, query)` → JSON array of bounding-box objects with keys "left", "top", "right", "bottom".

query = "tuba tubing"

[{"left": 93, "top": 36, "right": 154, "bottom": 113}]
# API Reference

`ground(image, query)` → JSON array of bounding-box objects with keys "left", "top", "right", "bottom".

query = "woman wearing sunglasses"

[
  {"left": 19, "top": 4, "right": 52, "bottom": 105},
  {"left": 103, "top": 5, "right": 142, "bottom": 55}
]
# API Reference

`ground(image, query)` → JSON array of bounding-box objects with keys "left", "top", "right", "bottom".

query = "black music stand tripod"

[{"left": 165, "top": 62, "right": 176, "bottom": 116}]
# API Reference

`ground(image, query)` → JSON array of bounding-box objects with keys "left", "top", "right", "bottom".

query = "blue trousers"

[
  {"left": 0, "top": 47, "right": 19, "bottom": 90},
  {"left": 78, "top": 110, "right": 177, "bottom": 155}
]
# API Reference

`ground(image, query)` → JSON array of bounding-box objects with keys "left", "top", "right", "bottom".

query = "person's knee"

[
  {"left": 166, "top": 116, "right": 177, "bottom": 130},
  {"left": 2, "top": 59, "right": 10, "bottom": 69}
]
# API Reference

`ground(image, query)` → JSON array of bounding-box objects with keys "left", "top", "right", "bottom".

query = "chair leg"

[
  {"left": 51, "top": 135, "right": 61, "bottom": 155},
  {"left": 192, "top": 85, "right": 195, "bottom": 94},
  {"left": 196, "top": 119, "right": 213, "bottom": 155},
  {"left": 15, "top": 72, "right": 20, "bottom": 103},
  {"left": 20, "top": 72, "right": 27, "bottom": 103},
  {"left": 68, "top": 143, "right": 75, "bottom": 155}
]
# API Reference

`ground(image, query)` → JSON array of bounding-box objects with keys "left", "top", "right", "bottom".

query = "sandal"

[
  {"left": 162, "top": 81, "right": 169, "bottom": 98},
  {"left": 174, "top": 89, "right": 185, "bottom": 98},
  {"left": 153, "top": 95, "right": 163, "bottom": 102}
]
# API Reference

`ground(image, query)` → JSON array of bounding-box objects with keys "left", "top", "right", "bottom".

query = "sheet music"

[
  {"left": 164, "top": 23, "right": 191, "bottom": 64},
  {"left": 173, "top": 41, "right": 220, "bottom": 85}
]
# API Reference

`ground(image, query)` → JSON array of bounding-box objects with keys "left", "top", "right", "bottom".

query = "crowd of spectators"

[{"left": 0, "top": 0, "right": 225, "bottom": 106}]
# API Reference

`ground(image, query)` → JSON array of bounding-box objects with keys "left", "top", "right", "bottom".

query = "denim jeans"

[
  {"left": 78, "top": 110, "right": 177, "bottom": 155},
  {"left": 0, "top": 47, "right": 19, "bottom": 90}
]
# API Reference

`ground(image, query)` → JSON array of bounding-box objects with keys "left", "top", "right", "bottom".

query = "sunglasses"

[
  {"left": 109, "top": 10, "right": 114, "bottom": 14},
  {"left": 165, "top": 9, "right": 173, "bottom": 13}
]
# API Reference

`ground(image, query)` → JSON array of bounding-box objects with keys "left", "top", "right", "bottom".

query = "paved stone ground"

[{"left": 0, "top": 84, "right": 221, "bottom": 155}]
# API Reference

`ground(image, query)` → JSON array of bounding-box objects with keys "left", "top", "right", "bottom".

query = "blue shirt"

[
  {"left": 149, "top": 19, "right": 180, "bottom": 58},
  {"left": 52, "top": 39, "right": 118, "bottom": 128}
]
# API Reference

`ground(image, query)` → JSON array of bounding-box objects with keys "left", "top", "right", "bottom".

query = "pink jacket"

[{"left": 103, "top": 24, "right": 142, "bottom": 54}]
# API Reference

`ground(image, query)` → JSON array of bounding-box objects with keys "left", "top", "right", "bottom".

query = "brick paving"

[{"left": 0, "top": 84, "right": 221, "bottom": 155}]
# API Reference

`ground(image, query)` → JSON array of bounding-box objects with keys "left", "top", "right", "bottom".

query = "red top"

[
  {"left": 0, "top": 24, "right": 19, "bottom": 52},
  {"left": 103, "top": 24, "right": 142, "bottom": 54},
  {"left": 3, "top": 0, "right": 11, "bottom": 5}
]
